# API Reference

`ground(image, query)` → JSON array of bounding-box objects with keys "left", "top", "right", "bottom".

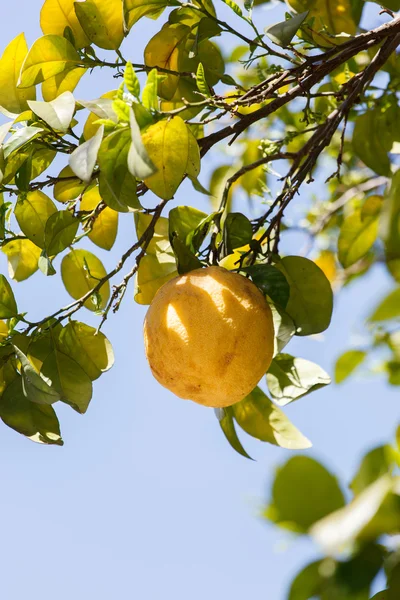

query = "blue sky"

[{"left": 0, "top": 2, "right": 397, "bottom": 599}]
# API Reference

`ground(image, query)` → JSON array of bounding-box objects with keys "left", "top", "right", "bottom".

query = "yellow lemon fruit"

[{"left": 143, "top": 266, "right": 274, "bottom": 408}]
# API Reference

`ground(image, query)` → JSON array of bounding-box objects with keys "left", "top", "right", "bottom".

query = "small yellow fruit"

[{"left": 143, "top": 266, "right": 274, "bottom": 408}]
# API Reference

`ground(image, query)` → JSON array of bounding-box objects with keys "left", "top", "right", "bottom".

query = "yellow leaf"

[
  {"left": 134, "top": 253, "right": 177, "bottom": 305},
  {"left": 81, "top": 187, "right": 118, "bottom": 251},
  {"left": 0, "top": 33, "right": 36, "bottom": 114},
  {"left": 124, "top": 0, "right": 169, "bottom": 31},
  {"left": 83, "top": 90, "right": 117, "bottom": 140},
  {"left": 2, "top": 239, "right": 41, "bottom": 281},
  {"left": 74, "top": 0, "right": 124, "bottom": 50},
  {"left": 40, "top": 0, "right": 90, "bottom": 49},
  {"left": 54, "top": 165, "right": 87, "bottom": 202},
  {"left": 134, "top": 213, "right": 171, "bottom": 255},
  {"left": 0, "top": 320, "right": 8, "bottom": 341},
  {"left": 42, "top": 66, "right": 87, "bottom": 102},
  {"left": 287, "top": 0, "right": 356, "bottom": 45},
  {"left": 61, "top": 249, "right": 110, "bottom": 311},
  {"left": 314, "top": 250, "right": 337, "bottom": 284},
  {"left": 142, "top": 116, "right": 200, "bottom": 199},
  {"left": 14, "top": 190, "right": 57, "bottom": 248},
  {"left": 18, "top": 35, "right": 81, "bottom": 88}
]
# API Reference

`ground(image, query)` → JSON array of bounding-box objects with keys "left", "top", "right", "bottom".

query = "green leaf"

[
  {"left": 288, "top": 560, "right": 329, "bottom": 600},
  {"left": 13, "top": 345, "right": 60, "bottom": 405},
  {"left": 243, "top": 264, "right": 290, "bottom": 309},
  {"left": 370, "top": 592, "right": 389, "bottom": 600},
  {"left": 0, "top": 376, "right": 63, "bottom": 445},
  {"left": 169, "top": 205, "right": 208, "bottom": 250},
  {"left": 38, "top": 251, "right": 56, "bottom": 276},
  {"left": 264, "top": 11, "right": 309, "bottom": 48},
  {"left": 124, "top": 61, "right": 140, "bottom": 98},
  {"left": 28, "top": 91, "right": 75, "bottom": 132},
  {"left": 142, "top": 116, "right": 200, "bottom": 200},
  {"left": 338, "top": 208, "right": 380, "bottom": 268},
  {"left": 44, "top": 210, "right": 79, "bottom": 256},
  {"left": 14, "top": 190, "right": 57, "bottom": 249},
  {"left": 80, "top": 186, "right": 118, "bottom": 251},
  {"left": 135, "top": 212, "right": 171, "bottom": 255},
  {"left": 232, "top": 386, "right": 312, "bottom": 450},
  {"left": 0, "top": 275, "right": 18, "bottom": 318},
  {"left": 170, "top": 235, "right": 203, "bottom": 274},
  {"left": 58, "top": 321, "right": 114, "bottom": 381},
  {"left": 381, "top": 171, "right": 400, "bottom": 282},
  {"left": 270, "top": 303, "right": 296, "bottom": 357},
  {"left": 68, "top": 124, "right": 104, "bottom": 182},
  {"left": 18, "top": 35, "right": 81, "bottom": 88},
  {"left": 142, "top": 68, "right": 159, "bottom": 111},
  {"left": 223, "top": 213, "right": 253, "bottom": 254},
  {"left": 350, "top": 446, "right": 398, "bottom": 496},
  {"left": 353, "top": 105, "right": 397, "bottom": 177},
  {"left": 264, "top": 456, "right": 345, "bottom": 533},
  {"left": 215, "top": 406, "right": 253, "bottom": 460},
  {"left": 266, "top": 353, "right": 331, "bottom": 405},
  {"left": 196, "top": 62, "right": 211, "bottom": 96},
  {"left": 220, "top": 0, "right": 243, "bottom": 18},
  {"left": 335, "top": 350, "right": 366, "bottom": 383},
  {"left": 370, "top": 288, "right": 400, "bottom": 322},
  {"left": 98, "top": 128, "right": 141, "bottom": 212},
  {"left": 127, "top": 109, "right": 157, "bottom": 180},
  {"left": 74, "top": 0, "right": 124, "bottom": 50},
  {"left": 40, "top": 348, "right": 92, "bottom": 414},
  {"left": 61, "top": 249, "right": 110, "bottom": 311},
  {"left": 276, "top": 256, "right": 333, "bottom": 336}
]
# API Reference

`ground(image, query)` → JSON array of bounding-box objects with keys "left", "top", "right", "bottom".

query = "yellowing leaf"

[
  {"left": 0, "top": 275, "right": 18, "bottom": 318},
  {"left": 314, "top": 250, "right": 337, "bottom": 284},
  {"left": 75, "top": 0, "right": 124, "bottom": 50},
  {"left": 142, "top": 116, "right": 200, "bottom": 199},
  {"left": 0, "top": 33, "right": 36, "bottom": 114},
  {"left": 124, "top": 0, "right": 169, "bottom": 31},
  {"left": 81, "top": 186, "right": 118, "bottom": 250},
  {"left": 61, "top": 249, "right": 110, "bottom": 310},
  {"left": 14, "top": 190, "right": 57, "bottom": 248},
  {"left": 134, "top": 252, "right": 177, "bottom": 305},
  {"left": 18, "top": 35, "right": 81, "bottom": 88},
  {"left": 53, "top": 165, "right": 86, "bottom": 202},
  {"left": 287, "top": 0, "right": 356, "bottom": 45},
  {"left": 2, "top": 239, "right": 41, "bottom": 281},
  {"left": 40, "top": 0, "right": 90, "bottom": 48},
  {"left": 338, "top": 208, "right": 380, "bottom": 268},
  {"left": 42, "top": 66, "right": 86, "bottom": 102}
]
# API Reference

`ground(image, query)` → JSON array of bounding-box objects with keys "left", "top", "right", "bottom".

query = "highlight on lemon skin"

[{"left": 143, "top": 266, "right": 275, "bottom": 408}]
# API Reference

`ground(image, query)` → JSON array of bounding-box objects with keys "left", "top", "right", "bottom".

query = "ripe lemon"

[{"left": 143, "top": 266, "right": 274, "bottom": 408}]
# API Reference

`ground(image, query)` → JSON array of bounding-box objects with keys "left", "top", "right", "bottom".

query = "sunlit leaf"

[
  {"left": 124, "top": 61, "right": 140, "bottom": 98},
  {"left": 54, "top": 165, "right": 86, "bottom": 202},
  {"left": 338, "top": 208, "right": 380, "bottom": 268},
  {"left": 335, "top": 350, "right": 366, "bottom": 383},
  {"left": 233, "top": 386, "right": 312, "bottom": 450},
  {"left": 264, "top": 11, "right": 309, "bottom": 48},
  {"left": 0, "top": 376, "right": 63, "bottom": 445},
  {"left": 80, "top": 186, "right": 118, "bottom": 251},
  {"left": 18, "top": 35, "right": 82, "bottom": 88},
  {"left": 74, "top": 0, "right": 124, "bottom": 50},
  {"left": 142, "top": 116, "right": 200, "bottom": 199},
  {"left": 127, "top": 109, "right": 157, "bottom": 180},
  {"left": 0, "top": 33, "right": 36, "bottom": 114},
  {"left": 69, "top": 124, "right": 103, "bottom": 182},
  {"left": 61, "top": 248, "right": 110, "bottom": 310},
  {"left": 270, "top": 303, "right": 296, "bottom": 357},
  {"left": 28, "top": 91, "right": 75, "bottom": 132},
  {"left": 13, "top": 345, "right": 60, "bottom": 405},
  {"left": 370, "top": 288, "right": 400, "bottom": 322},
  {"left": 42, "top": 66, "right": 86, "bottom": 102},
  {"left": 0, "top": 275, "right": 18, "bottom": 318},
  {"left": 134, "top": 252, "right": 178, "bottom": 305},
  {"left": 351, "top": 446, "right": 398, "bottom": 496},
  {"left": 14, "top": 190, "right": 57, "bottom": 248},
  {"left": 2, "top": 239, "right": 41, "bottom": 281},
  {"left": 287, "top": 0, "right": 356, "bottom": 44},
  {"left": 40, "top": 0, "right": 90, "bottom": 49},
  {"left": 266, "top": 353, "right": 331, "bottom": 405},
  {"left": 81, "top": 91, "right": 118, "bottom": 140},
  {"left": 124, "top": 0, "right": 170, "bottom": 31},
  {"left": 215, "top": 406, "right": 253, "bottom": 460},
  {"left": 381, "top": 170, "right": 400, "bottom": 282}
]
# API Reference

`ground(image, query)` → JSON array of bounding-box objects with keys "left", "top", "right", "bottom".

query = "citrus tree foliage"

[
  {"left": 0, "top": 0, "right": 398, "bottom": 447},
  {"left": 263, "top": 427, "right": 400, "bottom": 599}
]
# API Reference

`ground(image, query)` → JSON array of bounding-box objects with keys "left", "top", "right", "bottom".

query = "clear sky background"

[{"left": 0, "top": 1, "right": 398, "bottom": 599}]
